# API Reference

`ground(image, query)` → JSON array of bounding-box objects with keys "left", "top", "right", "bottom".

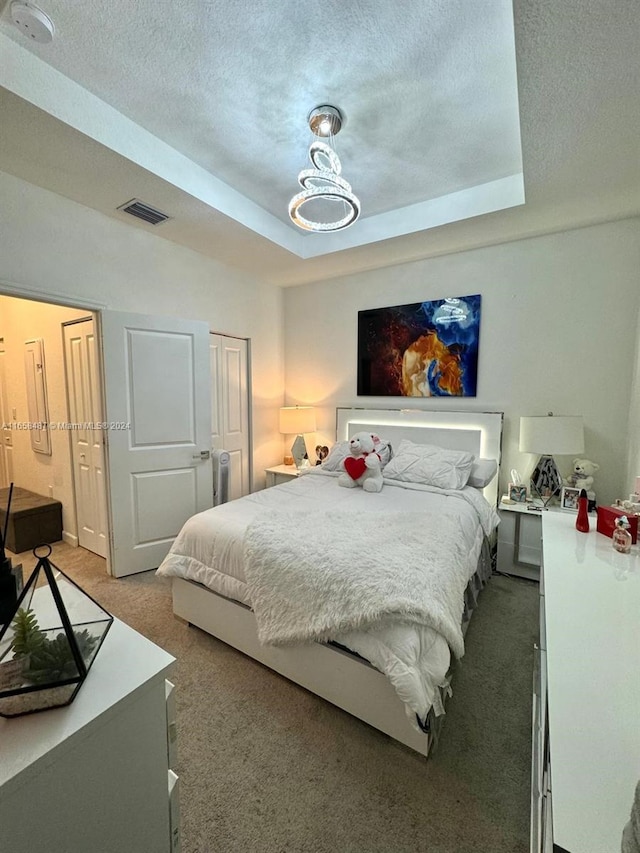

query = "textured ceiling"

[{"left": 0, "top": 0, "right": 638, "bottom": 286}]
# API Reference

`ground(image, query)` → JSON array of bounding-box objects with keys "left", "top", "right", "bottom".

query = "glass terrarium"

[{"left": 0, "top": 546, "right": 113, "bottom": 717}]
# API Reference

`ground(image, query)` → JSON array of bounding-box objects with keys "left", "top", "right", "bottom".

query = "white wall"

[
  {"left": 284, "top": 218, "right": 640, "bottom": 506},
  {"left": 0, "top": 170, "right": 285, "bottom": 490},
  {"left": 0, "top": 296, "right": 89, "bottom": 538},
  {"left": 625, "top": 299, "right": 640, "bottom": 497}
]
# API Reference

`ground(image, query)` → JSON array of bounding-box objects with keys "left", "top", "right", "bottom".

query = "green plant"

[
  {"left": 11, "top": 607, "right": 45, "bottom": 658},
  {"left": 10, "top": 607, "right": 97, "bottom": 685}
]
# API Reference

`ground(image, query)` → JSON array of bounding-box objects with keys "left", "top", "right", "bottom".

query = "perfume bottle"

[
  {"left": 575, "top": 488, "right": 590, "bottom": 533},
  {"left": 613, "top": 516, "right": 632, "bottom": 554}
]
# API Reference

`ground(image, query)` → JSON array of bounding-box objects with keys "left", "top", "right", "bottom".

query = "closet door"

[
  {"left": 210, "top": 334, "right": 250, "bottom": 500},
  {"left": 63, "top": 319, "right": 108, "bottom": 558}
]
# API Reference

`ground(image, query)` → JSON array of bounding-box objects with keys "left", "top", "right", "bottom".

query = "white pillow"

[
  {"left": 321, "top": 441, "right": 350, "bottom": 471},
  {"left": 468, "top": 457, "right": 498, "bottom": 489},
  {"left": 321, "top": 438, "right": 393, "bottom": 471},
  {"left": 383, "top": 440, "right": 474, "bottom": 490}
]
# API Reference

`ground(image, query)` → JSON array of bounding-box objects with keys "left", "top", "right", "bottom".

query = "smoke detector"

[{"left": 10, "top": 2, "right": 55, "bottom": 43}]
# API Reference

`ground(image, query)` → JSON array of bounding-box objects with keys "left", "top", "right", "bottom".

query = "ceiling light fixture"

[{"left": 288, "top": 105, "right": 360, "bottom": 233}]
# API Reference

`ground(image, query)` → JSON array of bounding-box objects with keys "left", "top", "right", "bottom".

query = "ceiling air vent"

[{"left": 117, "top": 199, "right": 170, "bottom": 226}]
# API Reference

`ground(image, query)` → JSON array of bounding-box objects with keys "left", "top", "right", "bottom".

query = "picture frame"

[
  {"left": 357, "top": 294, "right": 481, "bottom": 397},
  {"left": 508, "top": 483, "right": 528, "bottom": 503},
  {"left": 560, "top": 486, "right": 580, "bottom": 511}
]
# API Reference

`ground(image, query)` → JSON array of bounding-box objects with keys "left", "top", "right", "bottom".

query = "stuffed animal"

[
  {"left": 338, "top": 432, "right": 384, "bottom": 493},
  {"left": 564, "top": 458, "right": 599, "bottom": 497}
]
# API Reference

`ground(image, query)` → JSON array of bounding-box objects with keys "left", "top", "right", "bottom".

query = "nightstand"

[
  {"left": 265, "top": 464, "right": 301, "bottom": 487},
  {"left": 497, "top": 499, "right": 553, "bottom": 581}
]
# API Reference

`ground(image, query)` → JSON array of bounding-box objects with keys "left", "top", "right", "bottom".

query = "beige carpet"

[{"left": 10, "top": 544, "right": 538, "bottom": 853}]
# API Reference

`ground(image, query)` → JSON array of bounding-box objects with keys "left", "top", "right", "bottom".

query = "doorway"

[
  {"left": 0, "top": 294, "right": 106, "bottom": 568},
  {"left": 0, "top": 287, "right": 253, "bottom": 577}
]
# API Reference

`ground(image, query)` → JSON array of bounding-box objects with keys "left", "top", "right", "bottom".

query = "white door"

[
  {"left": 0, "top": 343, "right": 11, "bottom": 489},
  {"left": 210, "top": 334, "right": 250, "bottom": 500},
  {"left": 101, "top": 311, "right": 212, "bottom": 577},
  {"left": 63, "top": 319, "right": 108, "bottom": 558}
]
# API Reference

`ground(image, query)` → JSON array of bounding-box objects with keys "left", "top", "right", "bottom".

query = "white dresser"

[
  {"left": 532, "top": 512, "right": 640, "bottom": 852},
  {"left": 0, "top": 617, "right": 178, "bottom": 853}
]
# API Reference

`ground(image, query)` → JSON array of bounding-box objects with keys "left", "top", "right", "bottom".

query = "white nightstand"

[
  {"left": 265, "top": 464, "right": 302, "bottom": 487},
  {"left": 497, "top": 499, "right": 560, "bottom": 581}
]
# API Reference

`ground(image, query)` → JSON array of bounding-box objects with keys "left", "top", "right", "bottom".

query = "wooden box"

[{"left": 0, "top": 487, "right": 63, "bottom": 554}]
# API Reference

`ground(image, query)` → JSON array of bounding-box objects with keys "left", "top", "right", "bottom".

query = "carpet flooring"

[{"left": 11, "top": 544, "right": 539, "bottom": 853}]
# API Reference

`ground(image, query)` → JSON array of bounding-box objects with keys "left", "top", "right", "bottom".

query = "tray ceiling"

[{"left": 0, "top": 0, "right": 638, "bottom": 286}]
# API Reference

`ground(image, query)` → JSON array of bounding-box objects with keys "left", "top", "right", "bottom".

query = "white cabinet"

[
  {"left": 532, "top": 513, "right": 640, "bottom": 853},
  {"left": 0, "top": 618, "right": 177, "bottom": 853},
  {"left": 498, "top": 501, "right": 579, "bottom": 581},
  {"left": 497, "top": 500, "right": 545, "bottom": 580}
]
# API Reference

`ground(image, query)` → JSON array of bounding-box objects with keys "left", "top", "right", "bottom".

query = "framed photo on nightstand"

[
  {"left": 560, "top": 486, "right": 580, "bottom": 511},
  {"left": 508, "top": 483, "right": 528, "bottom": 503}
]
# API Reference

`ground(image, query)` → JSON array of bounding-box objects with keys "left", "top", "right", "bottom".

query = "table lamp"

[
  {"left": 279, "top": 406, "right": 316, "bottom": 468},
  {"left": 519, "top": 414, "right": 584, "bottom": 505}
]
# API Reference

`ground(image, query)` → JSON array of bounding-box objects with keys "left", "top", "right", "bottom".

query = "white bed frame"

[{"left": 172, "top": 408, "right": 503, "bottom": 758}]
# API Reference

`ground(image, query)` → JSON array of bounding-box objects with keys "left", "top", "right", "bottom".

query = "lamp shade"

[
  {"left": 279, "top": 406, "right": 316, "bottom": 435},
  {"left": 519, "top": 415, "right": 584, "bottom": 455}
]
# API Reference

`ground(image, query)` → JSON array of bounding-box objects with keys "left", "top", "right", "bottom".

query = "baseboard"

[{"left": 62, "top": 531, "right": 78, "bottom": 547}]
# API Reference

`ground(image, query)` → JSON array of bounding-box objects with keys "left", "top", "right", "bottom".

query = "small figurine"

[{"left": 564, "top": 458, "right": 599, "bottom": 509}]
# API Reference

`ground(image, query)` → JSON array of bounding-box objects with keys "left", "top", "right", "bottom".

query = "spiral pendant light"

[{"left": 288, "top": 106, "right": 361, "bottom": 233}]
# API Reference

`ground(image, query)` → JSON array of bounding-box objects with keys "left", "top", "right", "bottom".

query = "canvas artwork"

[{"left": 357, "top": 295, "right": 482, "bottom": 397}]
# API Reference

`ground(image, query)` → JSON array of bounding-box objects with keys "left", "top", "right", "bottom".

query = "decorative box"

[
  {"left": 0, "top": 486, "right": 63, "bottom": 553},
  {"left": 596, "top": 505, "right": 638, "bottom": 544}
]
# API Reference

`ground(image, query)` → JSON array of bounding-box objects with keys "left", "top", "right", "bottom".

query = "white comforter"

[{"left": 157, "top": 468, "right": 499, "bottom": 726}]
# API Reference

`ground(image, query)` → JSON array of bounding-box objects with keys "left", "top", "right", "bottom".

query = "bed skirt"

[{"left": 419, "top": 536, "right": 494, "bottom": 746}]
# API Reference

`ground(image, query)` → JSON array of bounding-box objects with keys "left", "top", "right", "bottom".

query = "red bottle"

[{"left": 575, "top": 488, "right": 590, "bottom": 533}]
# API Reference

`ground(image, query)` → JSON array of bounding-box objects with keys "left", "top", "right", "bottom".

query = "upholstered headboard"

[{"left": 335, "top": 407, "right": 503, "bottom": 506}]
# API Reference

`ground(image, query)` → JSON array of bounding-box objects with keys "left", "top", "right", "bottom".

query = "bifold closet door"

[
  {"left": 209, "top": 333, "right": 250, "bottom": 500},
  {"left": 63, "top": 318, "right": 108, "bottom": 558}
]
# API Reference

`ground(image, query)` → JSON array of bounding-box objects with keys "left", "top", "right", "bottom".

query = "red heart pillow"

[{"left": 344, "top": 456, "right": 367, "bottom": 480}]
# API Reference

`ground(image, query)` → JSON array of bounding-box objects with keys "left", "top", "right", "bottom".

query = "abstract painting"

[{"left": 357, "top": 294, "right": 481, "bottom": 397}]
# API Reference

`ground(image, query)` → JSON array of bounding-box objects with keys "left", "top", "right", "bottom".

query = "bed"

[{"left": 157, "top": 408, "right": 503, "bottom": 757}]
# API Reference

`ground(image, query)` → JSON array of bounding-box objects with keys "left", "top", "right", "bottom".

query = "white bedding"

[{"left": 157, "top": 468, "right": 499, "bottom": 725}]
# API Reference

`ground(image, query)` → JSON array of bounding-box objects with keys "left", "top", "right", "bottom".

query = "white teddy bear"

[
  {"left": 338, "top": 432, "right": 384, "bottom": 493},
  {"left": 564, "top": 458, "right": 599, "bottom": 498}
]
